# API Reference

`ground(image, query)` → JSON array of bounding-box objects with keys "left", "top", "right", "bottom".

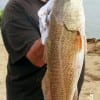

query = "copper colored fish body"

[{"left": 42, "top": 0, "right": 86, "bottom": 100}]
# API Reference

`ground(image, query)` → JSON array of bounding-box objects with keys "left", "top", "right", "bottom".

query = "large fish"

[{"left": 38, "top": 0, "right": 86, "bottom": 100}]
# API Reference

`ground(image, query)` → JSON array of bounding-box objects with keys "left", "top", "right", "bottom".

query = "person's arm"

[
  {"left": 26, "top": 0, "right": 55, "bottom": 67},
  {"left": 26, "top": 39, "right": 45, "bottom": 67},
  {"left": 2, "top": 1, "right": 49, "bottom": 66}
]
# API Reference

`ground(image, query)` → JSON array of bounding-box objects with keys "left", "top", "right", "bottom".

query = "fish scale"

[{"left": 42, "top": 0, "right": 86, "bottom": 100}]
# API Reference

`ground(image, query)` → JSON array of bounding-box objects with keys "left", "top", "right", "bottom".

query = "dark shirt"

[{"left": 1, "top": 0, "right": 46, "bottom": 100}]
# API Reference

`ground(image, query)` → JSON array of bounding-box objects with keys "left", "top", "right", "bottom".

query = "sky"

[{"left": 0, "top": 0, "right": 9, "bottom": 9}]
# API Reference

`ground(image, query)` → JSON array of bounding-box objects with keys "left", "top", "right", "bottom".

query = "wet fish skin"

[{"left": 39, "top": 0, "right": 86, "bottom": 100}]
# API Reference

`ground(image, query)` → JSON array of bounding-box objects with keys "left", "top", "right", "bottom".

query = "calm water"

[
  {"left": 0, "top": 0, "right": 100, "bottom": 39},
  {"left": 84, "top": 0, "right": 100, "bottom": 39}
]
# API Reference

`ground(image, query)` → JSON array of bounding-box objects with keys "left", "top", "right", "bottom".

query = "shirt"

[{"left": 1, "top": 0, "right": 47, "bottom": 100}]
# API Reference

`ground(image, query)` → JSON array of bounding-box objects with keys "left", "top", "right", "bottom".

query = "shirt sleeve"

[{"left": 3, "top": 2, "right": 41, "bottom": 63}]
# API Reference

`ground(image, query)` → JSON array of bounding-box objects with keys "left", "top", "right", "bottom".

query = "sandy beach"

[
  {"left": 0, "top": 31, "right": 7, "bottom": 100},
  {"left": 0, "top": 31, "right": 100, "bottom": 100},
  {"left": 79, "top": 39, "right": 100, "bottom": 100}
]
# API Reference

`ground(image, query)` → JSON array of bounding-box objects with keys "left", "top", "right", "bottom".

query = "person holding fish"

[
  {"left": 1, "top": 0, "right": 85, "bottom": 100},
  {"left": 1, "top": 0, "right": 49, "bottom": 100}
]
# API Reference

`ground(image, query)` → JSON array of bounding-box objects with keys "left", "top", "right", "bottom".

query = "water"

[
  {"left": 84, "top": 0, "right": 100, "bottom": 39},
  {"left": 0, "top": 0, "right": 100, "bottom": 39}
]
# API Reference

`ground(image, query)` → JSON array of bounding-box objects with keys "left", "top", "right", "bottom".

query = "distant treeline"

[{"left": 0, "top": 10, "right": 3, "bottom": 26}]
